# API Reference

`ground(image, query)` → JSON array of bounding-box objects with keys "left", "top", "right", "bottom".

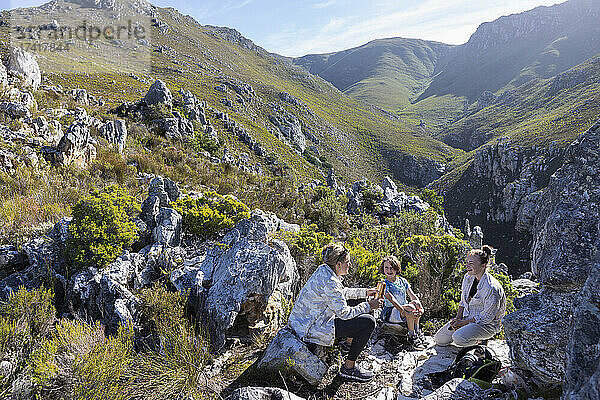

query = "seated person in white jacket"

[
  {"left": 288, "top": 243, "right": 383, "bottom": 383},
  {"left": 434, "top": 245, "right": 506, "bottom": 347}
]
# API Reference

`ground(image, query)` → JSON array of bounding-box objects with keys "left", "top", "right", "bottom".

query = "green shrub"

[
  {"left": 190, "top": 121, "right": 220, "bottom": 155},
  {"left": 172, "top": 192, "right": 250, "bottom": 237},
  {"left": 348, "top": 210, "right": 442, "bottom": 257},
  {"left": 303, "top": 186, "right": 348, "bottom": 235},
  {"left": 131, "top": 283, "right": 211, "bottom": 400},
  {"left": 361, "top": 184, "right": 384, "bottom": 214},
  {"left": 345, "top": 243, "right": 383, "bottom": 287},
  {"left": 490, "top": 269, "right": 518, "bottom": 314},
  {"left": 281, "top": 224, "right": 332, "bottom": 260},
  {"left": 145, "top": 103, "right": 173, "bottom": 121},
  {"left": 67, "top": 185, "right": 140, "bottom": 270},
  {"left": 399, "top": 235, "right": 470, "bottom": 318},
  {"left": 420, "top": 188, "right": 445, "bottom": 216}
]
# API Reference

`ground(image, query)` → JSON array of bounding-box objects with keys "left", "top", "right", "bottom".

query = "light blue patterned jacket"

[{"left": 288, "top": 264, "right": 370, "bottom": 346}]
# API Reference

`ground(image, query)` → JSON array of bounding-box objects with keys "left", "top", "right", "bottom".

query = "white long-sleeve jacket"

[
  {"left": 288, "top": 264, "right": 370, "bottom": 346},
  {"left": 460, "top": 271, "right": 506, "bottom": 331}
]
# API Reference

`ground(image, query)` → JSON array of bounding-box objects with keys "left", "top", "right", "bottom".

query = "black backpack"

[{"left": 426, "top": 345, "right": 502, "bottom": 389}]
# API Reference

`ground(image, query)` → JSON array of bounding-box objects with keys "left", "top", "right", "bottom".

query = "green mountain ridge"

[
  {"left": 294, "top": 38, "right": 453, "bottom": 112},
  {"left": 2, "top": 0, "right": 461, "bottom": 187}
]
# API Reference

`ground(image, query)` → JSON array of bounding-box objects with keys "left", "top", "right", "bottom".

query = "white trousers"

[{"left": 434, "top": 321, "right": 497, "bottom": 347}]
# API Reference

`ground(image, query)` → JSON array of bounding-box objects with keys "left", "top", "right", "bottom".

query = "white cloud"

[
  {"left": 311, "top": 0, "right": 338, "bottom": 9},
  {"left": 267, "top": 0, "right": 563, "bottom": 56}
]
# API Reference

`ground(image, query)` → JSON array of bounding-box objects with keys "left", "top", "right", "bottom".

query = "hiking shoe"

[
  {"left": 338, "top": 364, "right": 374, "bottom": 382},
  {"left": 339, "top": 340, "right": 351, "bottom": 356},
  {"left": 408, "top": 334, "right": 427, "bottom": 351},
  {"left": 417, "top": 330, "right": 427, "bottom": 344}
]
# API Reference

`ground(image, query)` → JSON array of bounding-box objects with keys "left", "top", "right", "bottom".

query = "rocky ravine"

[{"left": 431, "top": 137, "right": 566, "bottom": 276}]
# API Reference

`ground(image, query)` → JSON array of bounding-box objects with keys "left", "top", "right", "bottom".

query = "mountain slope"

[
  {"left": 293, "top": 38, "right": 452, "bottom": 112},
  {"left": 1, "top": 0, "right": 461, "bottom": 187},
  {"left": 418, "top": 0, "right": 600, "bottom": 103}
]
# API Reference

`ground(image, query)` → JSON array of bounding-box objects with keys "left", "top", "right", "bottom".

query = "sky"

[{"left": 2, "top": 0, "right": 564, "bottom": 57}]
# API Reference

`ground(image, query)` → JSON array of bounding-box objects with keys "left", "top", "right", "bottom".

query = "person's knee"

[
  {"left": 434, "top": 328, "right": 452, "bottom": 346},
  {"left": 452, "top": 331, "right": 475, "bottom": 347},
  {"left": 361, "top": 314, "right": 376, "bottom": 332}
]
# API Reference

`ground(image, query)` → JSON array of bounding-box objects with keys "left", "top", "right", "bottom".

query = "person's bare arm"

[{"left": 384, "top": 292, "right": 410, "bottom": 315}]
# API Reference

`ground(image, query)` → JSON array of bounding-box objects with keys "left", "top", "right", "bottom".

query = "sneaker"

[
  {"left": 416, "top": 330, "right": 427, "bottom": 344},
  {"left": 408, "top": 333, "right": 427, "bottom": 351},
  {"left": 339, "top": 340, "right": 351, "bottom": 356},
  {"left": 338, "top": 364, "right": 374, "bottom": 382}
]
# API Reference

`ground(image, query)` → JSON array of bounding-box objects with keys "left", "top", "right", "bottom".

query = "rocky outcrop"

[
  {"left": 144, "top": 79, "right": 172, "bottom": 109},
  {"left": 503, "top": 120, "right": 600, "bottom": 393},
  {"left": 269, "top": 106, "right": 306, "bottom": 153},
  {"left": 431, "top": 137, "right": 566, "bottom": 274},
  {"left": 6, "top": 47, "right": 41, "bottom": 90},
  {"left": 258, "top": 325, "right": 328, "bottom": 386},
  {"left": 0, "top": 219, "right": 70, "bottom": 300},
  {"left": 99, "top": 119, "right": 127, "bottom": 153},
  {"left": 382, "top": 149, "right": 446, "bottom": 187},
  {"left": 55, "top": 120, "right": 96, "bottom": 167},
  {"left": 183, "top": 210, "right": 299, "bottom": 350}
]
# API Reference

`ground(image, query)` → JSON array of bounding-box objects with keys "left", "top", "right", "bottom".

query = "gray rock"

[
  {"left": 56, "top": 121, "right": 96, "bottom": 167},
  {"left": 170, "top": 265, "right": 204, "bottom": 293},
  {"left": 0, "top": 102, "right": 30, "bottom": 118},
  {"left": 269, "top": 109, "right": 306, "bottom": 153},
  {"left": 193, "top": 210, "right": 298, "bottom": 349},
  {"left": 504, "top": 120, "right": 600, "bottom": 388},
  {"left": 469, "top": 226, "right": 483, "bottom": 249},
  {"left": 563, "top": 256, "right": 600, "bottom": 399},
  {"left": 226, "top": 387, "right": 305, "bottom": 400},
  {"left": 7, "top": 47, "right": 41, "bottom": 89},
  {"left": 152, "top": 207, "right": 182, "bottom": 247},
  {"left": 99, "top": 119, "right": 127, "bottom": 153},
  {"left": 421, "top": 378, "right": 484, "bottom": 400},
  {"left": 144, "top": 79, "right": 172, "bottom": 108},
  {"left": 511, "top": 278, "right": 538, "bottom": 297},
  {"left": 0, "top": 245, "right": 26, "bottom": 280},
  {"left": 0, "top": 63, "right": 7, "bottom": 87},
  {"left": 258, "top": 325, "right": 327, "bottom": 386},
  {"left": 0, "top": 219, "right": 70, "bottom": 300},
  {"left": 71, "top": 89, "right": 89, "bottom": 105}
]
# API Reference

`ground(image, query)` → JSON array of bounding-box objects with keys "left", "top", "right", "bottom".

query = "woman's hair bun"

[{"left": 482, "top": 245, "right": 493, "bottom": 256}]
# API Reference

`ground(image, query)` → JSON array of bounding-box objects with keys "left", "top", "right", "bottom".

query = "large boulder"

[
  {"left": 563, "top": 258, "right": 600, "bottom": 399},
  {"left": 144, "top": 79, "right": 172, "bottom": 109},
  {"left": 257, "top": 326, "right": 328, "bottom": 386},
  {"left": 7, "top": 47, "right": 41, "bottom": 89},
  {"left": 225, "top": 387, "right": 305, "bottom": 400},
  {"left": 503, "top": 120, "right": 600, "bottom": 393},
  {"left": 187, "top": 210, "right": 298, "bottom": 350}
]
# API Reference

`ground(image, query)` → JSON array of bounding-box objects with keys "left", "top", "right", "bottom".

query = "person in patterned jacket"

[{"left": 288, "top": 242, "right": 383, "bottom": 382}]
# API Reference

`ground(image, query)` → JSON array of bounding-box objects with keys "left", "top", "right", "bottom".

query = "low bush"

[
  {"left": 67, "top": 185, "right": 140, "bottom": 270},
  {"left": 399, "top": 235, "right": 470, "bottom": 318},
  {"left": 303, "top": 186, "right": 348, "bottom": 235},
  {"left": 345, "top": 243, "right": 383, "bottom": 287},
  {"left": 420, "top": 188, "right": 445, "bottom": 216},
  {"left": 172, "top": 191, "right": 250, "bottom": 237},
  {"left": 130, "top": 283, "right": 211, "bottom": 400}
]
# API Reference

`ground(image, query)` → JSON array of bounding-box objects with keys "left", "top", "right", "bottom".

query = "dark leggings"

[{"left": 334, "top": 314, "right": 376, "bottom": 361}]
